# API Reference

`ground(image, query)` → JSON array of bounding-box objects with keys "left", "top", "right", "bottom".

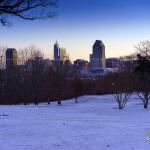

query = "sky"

[{"left": 1, "top": 0, "right": 150, "bottom": 61}]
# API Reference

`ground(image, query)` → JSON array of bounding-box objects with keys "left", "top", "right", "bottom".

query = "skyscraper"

[
  {"left": 54, "top": 41, "right": 60, "bottom": 60},
  {"left": 6, "top": 48, "right": 17, "bottom": 69},
  {"left": 90, "top": 40, "right": 106, "bottom": 68}
]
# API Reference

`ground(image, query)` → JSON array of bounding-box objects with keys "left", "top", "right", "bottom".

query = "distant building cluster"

[
  {"left": 1, "top": 40, "right": 130, "bottom": 76},
  {"left": 54, "top": 41, "right": 69, "bottom": 63}
]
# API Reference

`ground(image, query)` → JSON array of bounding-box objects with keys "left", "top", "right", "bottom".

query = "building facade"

[{"left": 90, "top": 40, "right": 106, "bottom": 68}]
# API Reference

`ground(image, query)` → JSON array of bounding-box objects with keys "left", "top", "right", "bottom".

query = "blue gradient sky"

[{"left": 1, "top": 0, "right": 150, "bottom": 61}]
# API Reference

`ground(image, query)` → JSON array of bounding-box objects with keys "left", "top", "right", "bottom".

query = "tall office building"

[
  {"left": 6, "top": 48, "right": 17, "bottom": 69},
  {"left": 54, "top": 41, "right": 69, "bottom": 62},
  {"left": 90, "top": 40, "right": 106, "bottom": 68},
  {"left": 54, "top": 41, "right": 60, "bottom": 60}
]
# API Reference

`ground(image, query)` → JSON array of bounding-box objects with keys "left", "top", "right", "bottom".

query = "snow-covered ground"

[{"left": 0, "top": 95, "right": 150, "bottom": 150}]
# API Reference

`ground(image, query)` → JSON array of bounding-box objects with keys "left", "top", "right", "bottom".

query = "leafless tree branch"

[{"left": 0, "top": 0, "right": 58, "bottom": 26}]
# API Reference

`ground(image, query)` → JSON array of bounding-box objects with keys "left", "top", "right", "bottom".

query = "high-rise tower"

[
  {"left": 54, "top": 41, "right": 60, "bottom": 60},
  {"left": 90, "top": 40, "right": 106, "bottom": 68}
]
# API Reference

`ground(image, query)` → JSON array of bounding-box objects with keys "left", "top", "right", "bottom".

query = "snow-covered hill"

[{"left": 0, "top": 95, "right": 150, "bottom": 150}]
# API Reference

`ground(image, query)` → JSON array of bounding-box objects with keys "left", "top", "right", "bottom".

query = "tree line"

[
  {"left": 0, "top": 40, "right": 150, "bottom": 109},
  {"left": 0, "top": 47, "right": 88, "bottom": 105}
]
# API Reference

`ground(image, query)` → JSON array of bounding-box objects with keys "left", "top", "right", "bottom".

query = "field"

[{"left": 0, "top": 95, "right": 150, "bottom": 150}]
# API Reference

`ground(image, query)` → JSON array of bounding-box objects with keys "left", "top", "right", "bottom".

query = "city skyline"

[{"left": 1, "top": 0, "right": 150, "bottom": 61}]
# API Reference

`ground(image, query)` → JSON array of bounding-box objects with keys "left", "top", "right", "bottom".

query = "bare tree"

[
  {"left": 135, "top": 41, "right": 150, "bottom": 108},
  {"left": 72, "top": 76, "right": 84, "bottom": 103},
  {"left": 44, "top": 65, "right": 55, "bottom": 105},
  {"left": 113, "top": 93, "right": 131, "bottom": 110},
  {"left": 136, "top": 75, "right": 150, "bottom": 109},
  {"left": 18, "top": 47, "right": 45, "bottom": 105},
  {"left": 138, "top": 93, "right": 150, "bottom": 109},
  {"left": 17, "top": 48, "right": 33, "bottom": 104},
  {"left": 0, "top": 46, "right": 6, "bottom": 104},
  {"left": 134, "top": 41, "right": 150, "bottom": 74},
  {"left": 111, "top": 73, "right": 133, "bottom": 109},
  {"left": 0, "top": 45, "right": 6, "bottom": 69},
  {"left": 55, "top": 63, "right": 66, "bottom": 105},
  {"left": 0, "top": 0, "right": 58, "bottom": 26},
  {"left": 135, "top": 40, "right": 150, "bottom": 58}
]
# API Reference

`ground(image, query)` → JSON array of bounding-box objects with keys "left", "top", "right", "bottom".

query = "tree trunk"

[
  {"left": 75, "top": 97, "right": 78, "bottom": 103},
  {"left": 35, "top": 97, "right": 39, "bottom": 105},
  {"left": 58, "top": 97, "right": 61, "bottom": 105},
  {"left": 144, "top": 100, "right": 148, "bottom": 109},
  {"left": 48, "top": 98, "right": 51, "bottom": 105},
  {"left": 118, "top": 102, "right": 123, "bottom": 109}
]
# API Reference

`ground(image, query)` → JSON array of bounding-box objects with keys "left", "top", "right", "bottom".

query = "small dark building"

[
  {"left": 106, "top": 58, "right": 124, "bottom": 69},
  {"left": 74, "top": 59, "right": 88, "bottom": 69},
  {"left": 6, "top": 48, "right": 17, "bottom": 69}
]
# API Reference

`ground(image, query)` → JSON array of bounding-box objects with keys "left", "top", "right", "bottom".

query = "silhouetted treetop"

[
  {"left": 134, "top": 41, "right": 150, "bottom": 75},
  {"left": 0, "top": 0, "right": 58, "bottom": 26},
  {"left": 135, "top": 40, "right": 150, "bottom": 58}
]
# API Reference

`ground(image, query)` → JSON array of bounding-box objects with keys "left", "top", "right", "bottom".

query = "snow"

[{"left": 0, "top": 95, "right": 150, "bottom": 150}]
